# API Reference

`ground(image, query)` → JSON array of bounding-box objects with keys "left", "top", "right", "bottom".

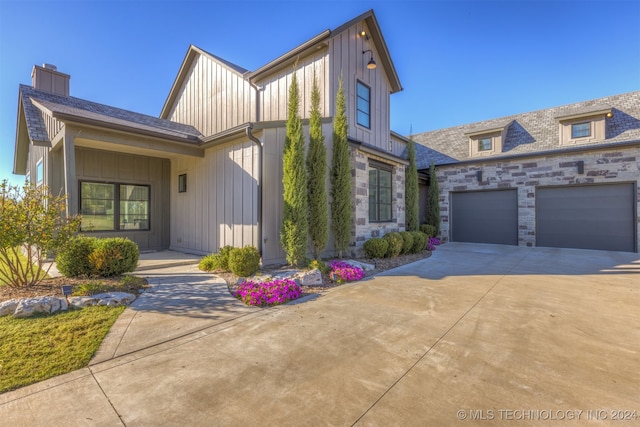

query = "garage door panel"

[
  {"left": 536, "top": 184, "right": 635, "bottom": 252},
  {"left": 451, "top": 190, "right": 518, "bottom": 245}
]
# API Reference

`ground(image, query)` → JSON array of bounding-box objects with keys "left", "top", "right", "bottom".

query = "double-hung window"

[
  {"left": 356, "top": 81, "right": 371, "bottom": 128},
  {"left": 80, "top": 182, "right": 150, "bottom": 231},
  {"left": 369, "top": 162, "right": 392, "bottom": 222},
  {"left": 571, "top": 122, "right": 591, "bottom": 139}
]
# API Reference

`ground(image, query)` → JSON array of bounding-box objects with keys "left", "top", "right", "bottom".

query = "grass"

[{"left": 0, "top": 305, "right": 125, "bottom": 394}]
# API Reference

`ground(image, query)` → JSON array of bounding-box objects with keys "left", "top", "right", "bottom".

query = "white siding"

[
  {"left": 167, "top": 55, "right": 255, "bottom": 136},
  {"left": 171, "top": 138, "right": 259, "bottom": 254}
]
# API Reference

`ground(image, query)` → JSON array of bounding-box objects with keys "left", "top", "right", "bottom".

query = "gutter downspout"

[{"left": 246, "top": 125, "right": 263, "bottom": 258}]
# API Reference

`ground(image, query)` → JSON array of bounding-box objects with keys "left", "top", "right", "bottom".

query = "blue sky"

[{"left": 1, "top": 0, "right": 638, "bottom": 185}]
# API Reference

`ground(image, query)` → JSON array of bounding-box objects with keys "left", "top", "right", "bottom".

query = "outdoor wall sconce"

[
  {"left": 360, "top": 30, "right": 370, "bottom": 40},
  {"left": 606, "top": 111, "right": 613, "bottom": 118},
  {"left": 362, "top": 50, "right": 377, "bottom": 70},
  {"left": 576, "top": 161, "right": 584, "bottom": 174},
  {"left": 476, "top": 170, "right": 483, "bottom": 182}
]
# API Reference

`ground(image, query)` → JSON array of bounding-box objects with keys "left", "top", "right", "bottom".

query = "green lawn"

[{"left": 0, "top": 306, "right": 125, "bottom": 393}]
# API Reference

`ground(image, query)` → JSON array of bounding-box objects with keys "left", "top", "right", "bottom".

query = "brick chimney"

[{"left": 31, "top": 63, "right": 70, "bottom": 96}]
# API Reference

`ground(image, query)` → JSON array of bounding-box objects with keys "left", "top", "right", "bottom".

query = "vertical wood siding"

[
  {"left": 329, "top": 22, "right": 392, "bottom": 152},
  {"left": 171, "top": 138, "right": 258, "bottom": 254},
  {"left": 167, "top": 55, "right": 255, "bottom": 136},
  {"left": 75, "top": 147, "right": 171, "bottom": 251},
  {"left": 255, "top": 49, "right": 330, "bottom": 122}
]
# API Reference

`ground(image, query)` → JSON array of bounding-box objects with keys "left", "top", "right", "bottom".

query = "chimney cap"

[{"left": 42, "top": 63, "right": 57, "bottom": 71}]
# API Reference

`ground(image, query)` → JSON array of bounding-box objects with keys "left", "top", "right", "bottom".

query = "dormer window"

[
  {"left": 465, "top": 120, "right": 512, "bottom": 158},
  {"left": 571, "top": 122, "right": 591, "bottom": 139},
  {"left": 556, "top": 106, "right": 610, "bottom": 146}
]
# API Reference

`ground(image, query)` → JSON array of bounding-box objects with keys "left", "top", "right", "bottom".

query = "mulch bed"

[{"left": 1, "top": 251, "right": 432, "bottom": 303}]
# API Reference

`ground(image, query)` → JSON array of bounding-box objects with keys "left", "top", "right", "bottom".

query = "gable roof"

[
  {"left": 160, "top": 9, "right": 402, "bottom": 119},
  {"left": 412, "top": 91, "right": 640, "bottom": 168},
  {"left": 14, "top": 84, "right": 203, "bottom": 174},
  {"left": 160, "top": 45, "right": 248, "bottom": 119}
]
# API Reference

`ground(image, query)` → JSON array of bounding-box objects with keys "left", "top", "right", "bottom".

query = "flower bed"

[
  {"left": 427, "top": 237, "right": 441, "bottom": 251},
  {"left": 328, "top": 261, "right": 365, "bottom": 284},
  {"left": 234, "top": 278, "right": 302, "bottom": 307}
]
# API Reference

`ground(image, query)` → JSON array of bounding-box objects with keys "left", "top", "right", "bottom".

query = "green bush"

[
  {"left": 198, "top": 245, "right": 233, "bottom": 272},
  {"left": 58, "top": 237, "right": 139, "bottom": 277},
  {"left": 399, "top": 231, "right": 414, "bottom": 255},
  {"left": 306, "top": 258, "right": 329, "bottom": 274},
  {"left": 228, "top": 246, "right": 261, "bottom": 277},
  {"left": 56, "top": 236, "right": 98, "bottom": 277},
  {"left": 420, "top": 224, "right": 437, "bottom": 237},
  {"left": 410, "top": 231, "right": 427, "bottom": 254},
  {"left": 363, "top": 237, "right": 388, "bottom": 258},
  {"left": 383, "top": 232, "right": 403, "bottom": 258},
  {"left": 88, "top": 238, "right": 139, "bottom": 277}
]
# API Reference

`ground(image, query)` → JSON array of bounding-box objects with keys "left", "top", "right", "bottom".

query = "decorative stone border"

[{"left": 0, "top": 292, "right": 136, "bottom": 318}]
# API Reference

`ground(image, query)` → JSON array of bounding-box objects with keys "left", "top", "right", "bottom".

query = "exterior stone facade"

[
  {"left": 350, "top": 148, "right": 406, "bottom": 256},
  {"left": 435, "top": 146, "right": 640, "bottom": 249}
]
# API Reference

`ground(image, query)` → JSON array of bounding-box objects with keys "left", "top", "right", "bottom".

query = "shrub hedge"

[
  {"left": 56, "top": 236, "right": 139, "bottom": 277},
  {"left": 410, "top": 231, "right": 427, "bottom": 254},
  {"left": 383, "top": 232, "right": 403, "bottom": 258},
  {"left": 399, "top": 231, "right": 414, "bottom": 255},
  {"left": 363, "top": 237, "right": 389, "bottom": 258},
  {"left": 420, "top": 224, "right": 437, "bottom": 238},
  {"left": 198, "top": 245, "right": 234, "bottom": 272},
  {"left": 228, "top": 246, "right": 261, "bottom": 277}
]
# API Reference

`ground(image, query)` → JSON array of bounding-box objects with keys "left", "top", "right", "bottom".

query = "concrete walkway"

[{"left": 1, "top": 243, "right": 638, "bottom": 426}]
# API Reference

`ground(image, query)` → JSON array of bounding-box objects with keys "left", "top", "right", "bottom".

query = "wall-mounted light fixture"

[
  {"left": 476, "top": 170, "right": 483, "bottom": 182},
  {"left": 360, "top": 30, "right": 370, "bottom": 41},
  {"left": 606, "top": 111, "right": 613, "bottom": 118},
  {"left": 362, "top": 50, "right": 376, "bottom": 70}
]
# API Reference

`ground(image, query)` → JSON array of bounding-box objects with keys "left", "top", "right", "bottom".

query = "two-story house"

[
  {"left": 12, "top": 10, "right": 408, "bottom": 264},
  {"left": 413, "top": 91, "right": 640, "bottom": 253}
]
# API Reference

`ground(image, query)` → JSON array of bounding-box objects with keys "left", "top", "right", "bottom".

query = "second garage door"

[
  {"left": 536, "top": 183, "right": 636, "bottom": 252},
  {"left": 451, "top": 189, "right": 518, "bottom": 245}
]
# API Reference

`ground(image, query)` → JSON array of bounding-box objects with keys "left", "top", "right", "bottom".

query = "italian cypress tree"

[
  {"left": 306, "top": 74, "right": 329, "bottom": 259},
  {"left": 405, "top": 136, "right": 419, "bottom": 231},
  {"left": 280, "top": 67, "right": 308, "bottom": 266},
  {"left": 426, "top": 161, "right": 441, "bottom": 235},
  {"left": 330, "top": 76, "right": 351, "bottom": 258}
]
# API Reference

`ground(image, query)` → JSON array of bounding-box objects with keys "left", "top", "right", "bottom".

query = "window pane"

[
  {"left": 379, "top": 169, "right": 392, "bottom": 189},
  {"left": 380, "top": 203, "right": 392, "bottom": 222},
  {"left": 81, "top": 182, "right": 115, "bottom": 231},
  {"left": 119, "top": 185, "right": 149, "bottom": 230},
  {"left": 571, "top": 123, "right": 590, "bottom": 138},
  {"left": 36, "top": 161, "right": 43, "bottom": 185},
  {"left": 357, "top": 111, "right": 370, "bottom": 128},
  {"left": 478, "top": 137, "right": 492, "bottom": 151},
  {"left": 357, "top": 82, "right": 370, "bottom": 100}
]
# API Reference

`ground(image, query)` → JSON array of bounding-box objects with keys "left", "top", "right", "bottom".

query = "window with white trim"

[
  {"left": 36, "top": 159, "right": 43, "bottom": 186},
  {"left": 571, "top": 122, "right": 591, "bottom": 139}
]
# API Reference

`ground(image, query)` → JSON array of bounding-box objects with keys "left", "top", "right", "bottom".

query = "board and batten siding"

[
  {"left": 74, "top": 147, "right": 171, "bottom": 251},
  {"left": 255, "top": 49, "right": 330, "bottom": 122},
  {"left": 329, "top": 22, "right": 392, "bottom": 152},
  {"left": 166, "top": 54, "right": 255, "bottom": 136},
  {"left": 171, "top": 138, "right": 259, "bottom": 254}
]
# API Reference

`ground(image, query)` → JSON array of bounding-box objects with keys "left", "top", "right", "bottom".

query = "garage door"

[
  {"left": 451, "top": 189, "right": 518, "bottom": 245},
  {"left": 536, "top": 183, "right": 636, "bottom": 252}
]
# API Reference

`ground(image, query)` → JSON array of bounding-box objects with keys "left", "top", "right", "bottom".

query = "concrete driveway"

[{"left": 1, "top": 243, "right": 638, "bottom": 426}]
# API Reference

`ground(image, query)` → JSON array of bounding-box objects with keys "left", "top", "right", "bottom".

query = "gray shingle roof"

[
  {"left": 411, "top": 91, "right": 640, "bottom": 168},
  {"left": 19, "top": 84, "right": 203, "bottom": 144}
]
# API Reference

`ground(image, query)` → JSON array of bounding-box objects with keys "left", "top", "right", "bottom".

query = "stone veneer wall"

[
  {"left": 350, "top": 148, "right": 406, "bottom": 256},
  {"left": 435, "top": 146, "right": 640, "bottom": 249}
]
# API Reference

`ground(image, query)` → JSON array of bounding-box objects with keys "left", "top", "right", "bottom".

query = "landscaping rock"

[
  {"left": 342, "top": 259, "right": 375, "bottom": 271},
  {"left": 69, "top": 292, "right": 136, "bottom": 308},
  {"left": 293, "top": 269, "right": 323, "bottom": 287},
  {"left": 13, "top": 296, "right": 68, "bottom": 318},
  {"left": 0, "top": 299, "right": 19, "bottom": 317}
]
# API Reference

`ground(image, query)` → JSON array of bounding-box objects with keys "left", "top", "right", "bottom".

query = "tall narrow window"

[
  {"left": 178, "top": 174, "right": 187, "bottom": 193},
  {"left": 356, "top": 81, "right": 371, "bottom": 128},
  {"left": 369, "top": 162, "right": 392, "bottom": 222},
  {"left": 36, "top": 159, "right": 43, "bottom": 186},
  {"left": 571, "top": 122, "right": 591, "bottom": 139},
  {"left": 80, "top": 181, "right": 150, "bottom": 231}
]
